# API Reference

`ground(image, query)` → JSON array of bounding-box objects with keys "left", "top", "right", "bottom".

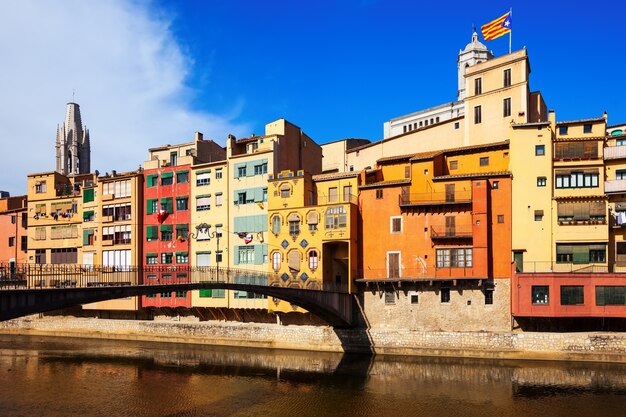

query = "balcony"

[
  {"left": 399, "top": 190, "right": 472, "bottom": 207},
  {"left": 603, "top": 145, "right": 626, "bottom": 160},
  {"left": 605, "top": 179, "right": 626, "bottom": 194},
  {"left": 430, "top": 225, "right": 472, "bottom": 239}
]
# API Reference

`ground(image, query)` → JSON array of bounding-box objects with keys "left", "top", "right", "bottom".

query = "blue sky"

[{"left": 1, "top": 0, "right": 625, "bottom": 195}]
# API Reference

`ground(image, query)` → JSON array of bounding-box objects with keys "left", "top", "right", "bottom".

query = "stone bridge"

[{"left": 0, "top": 264, "right": 357, "bottom": 328}]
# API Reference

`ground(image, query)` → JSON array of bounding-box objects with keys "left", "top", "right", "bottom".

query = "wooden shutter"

[
  {"left": 445, "top": 216, "right": 456, "bottom": 237},
  {"left": 388, "top": 253, "right": 400, "bottom": 278},
  {"left": 445, "top": 184, "right": 455, "bottom": 202}
]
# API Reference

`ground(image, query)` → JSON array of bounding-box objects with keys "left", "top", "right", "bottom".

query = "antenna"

[{"left": 72, "top": 89, "right": 75, "bottom": 102}]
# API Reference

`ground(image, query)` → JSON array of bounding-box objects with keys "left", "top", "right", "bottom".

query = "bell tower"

[
  {"left": 55, "top": 102, "right": 90, "bottom": 175},
  {"left": 457, "top": 30, "right": 493, "bottom": 101}
]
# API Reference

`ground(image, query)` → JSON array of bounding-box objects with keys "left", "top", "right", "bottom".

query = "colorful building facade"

[{"left": 0, "top": 195, "right": 28, "bottom": 265}]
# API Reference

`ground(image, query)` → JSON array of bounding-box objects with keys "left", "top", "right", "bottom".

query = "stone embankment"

[{"left": 1, "top": 316, "right": 625, "bottom": 363}]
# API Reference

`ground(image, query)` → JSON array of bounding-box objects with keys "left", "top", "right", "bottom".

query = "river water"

[{"left": 0, "top": 335, "right": 625, "bottom": 417}]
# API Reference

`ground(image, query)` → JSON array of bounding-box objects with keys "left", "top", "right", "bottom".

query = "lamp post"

[{"left": 190, "top": 223, "right": 221, "bottom": 281}]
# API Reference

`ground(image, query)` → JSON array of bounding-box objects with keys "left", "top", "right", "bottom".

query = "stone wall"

[
  {"left": 361, "top": 279, "right": 511, "bottom": 332},
  {"left": 2, "top": 316, "right": 626, "bottom": 362}
]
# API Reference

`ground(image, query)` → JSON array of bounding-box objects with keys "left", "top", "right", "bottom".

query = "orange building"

[
  {"left": 0, "top": 195, "right": 28, "bottom": 265},
  {"left": 357, "top": 141, "right": 512, "bottom": 332}
]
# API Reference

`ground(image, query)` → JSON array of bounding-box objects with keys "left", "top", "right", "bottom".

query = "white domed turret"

[{"left": 457, "top": 30, "right": 494, "bottom": 100}]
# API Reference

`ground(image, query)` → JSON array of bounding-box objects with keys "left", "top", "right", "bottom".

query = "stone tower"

[
  {"left": 55, "top": 102, "right": 90, "bottom": 175},
  {"left": 457, "top": 30, "right": 494, "bottom": 101}
]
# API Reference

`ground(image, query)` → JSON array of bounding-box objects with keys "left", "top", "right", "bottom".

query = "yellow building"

[
  {"left": 190, "top": 159, "right": 229, "bottom": 308},
  {"left": 83, "top": 170, "right": 144, "bottom": 311},
  {"left": 27, "top": 171, "right": 95, "bottom": 266},
  {"left": 227, "top": 119, "right": 322, "bottom": 310},
  {"left": 604, "top": 129, "right": 626, "bottom": 271},
  {"left": 267, "top": 170, "right": 359, "bottom": 313}
]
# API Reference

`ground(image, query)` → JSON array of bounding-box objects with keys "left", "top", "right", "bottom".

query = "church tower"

[
  {"left": 457, "top": 30, "right": 494, "bottom": 101},
  {"left": 55, "top": 102, "right": 90, "bottom": 175}
]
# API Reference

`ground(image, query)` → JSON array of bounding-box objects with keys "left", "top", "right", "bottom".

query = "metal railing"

[
  {"left": 430, "top": 225, "right": 473, "bottom": 239},
  {"left": 516, "top": 262, "right": 610, "bottom": 274},
  {"left": 0, "top": 263, "right": 349, "bottom": 293},
  {"left": 356, "top": 266, "right": 476, "bottom": 280},
  {"left": 399, "top": 190, "right": 472, "bottom": 206}
]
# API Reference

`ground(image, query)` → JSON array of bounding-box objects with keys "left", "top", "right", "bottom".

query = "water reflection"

[{"left": 0, "top": 335, "right": 624, "bottom": 417}]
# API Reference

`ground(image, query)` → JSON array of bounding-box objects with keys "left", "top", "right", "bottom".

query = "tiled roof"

[
  {"left": 557, "top": 117, "right": 605, "bottom": 125},
  {"left": 358, "top": 179, "right": 411, "bottom": 189},
  {"left": 377, "top": 153, "right": 423, "bottom": 164},
  {"left": 312, "top": 171, "right": 360, "bottom": 181},
  {"left": 433, "top": 171, "right": 511, "bottom": 181},
  {"left": 511, "top": 122, "right": 550, "bottom": 128},
  {"left": 554, "top": 136, "right": 606, "bottom": 142},
  {"left": 236, "top": 135, "right": 272, "bottom": 144}
]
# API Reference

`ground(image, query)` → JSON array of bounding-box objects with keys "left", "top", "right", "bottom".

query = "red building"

[
  {"left": 0, "top": 195, "right": 28, "bottom": 265},
  {"left": 141, "top": 134, "right": 225, "bottom": 309}
]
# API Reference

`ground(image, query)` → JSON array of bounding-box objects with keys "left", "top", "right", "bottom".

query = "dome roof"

[{"left": 463, "top": 31, "right": 488, "bottom": 52}]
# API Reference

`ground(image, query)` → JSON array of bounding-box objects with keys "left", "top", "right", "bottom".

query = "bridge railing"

[{"left": 0, "top": 263, "right": 350, "bottom": 293}]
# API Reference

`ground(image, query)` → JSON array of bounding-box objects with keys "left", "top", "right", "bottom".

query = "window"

[
  {"left": 272, "top": 215, "right": 281, "bottom": 235},
  {"left": 559, "top": 126, "right": 568, "bottom": 135},
  {"left": 596, "top": 286, "right": 626, "bottom": 306},
  {"left": 328, "top": 187, "right": 338, "bottom": 203},
  {"left": 176, "top": 252, "right": 189, "bottom": 264},
  {"left": 384, "top": 291, "right": 395, "bottom": 305},
  {"left": 146, "top": 254, "right": 158, "bottom": 264},
  {"left": 254, "top": 163, "right": 268, "bottom": 175},
  {"left": 484, "top": 289, "right": 494, "bottom": 305},
  {"left": 176, "top": 224, "right": 189, "bottom": 240},
  {"left": 280, "top": 184, "right": 290, "bottom": 198},
  {"left": 160, "top": 292, "right": 172, "bottom": 298},
  {"left": 411, "top": 294, "right": 419, "bottom": 304},
  {"left": 555, "top": 172, "right": 599, "bottom": 189},
  {"left": 376, "top": 189, "right": 383, "bottom": 199},
  {"left": 176, "top": 291, "right": 187, "bottom": 298},
  {"left": 436, "top": 248, "right": 473, "bottom": 268},
  {"left": 176, "top": 197, "right": 188, "bottom": 211},
  {"left": 289, "top": 215, "right": 300, "bottom": 237},
  {"left": 390, "top": 216, "right": 402, "bottom": 233},
  {"left": 237, "top": 192, "right": 246, "bottom": 205},
  {"left": 10, "top": 215, "right": 16, "bottom": 224},
  {"left": 535, "top": 145, "right": 545, "bottom": 156},
  {"left": 616, "top": 170, "right": 626, "bottom": 180},
  {"left": 474, "top": 77, "right": 482, "bottom": 95},
  {"left": 196, "top": 195, "right": 210, "bottom": 211},
  {"left": 503, "top": 98, "right": 511, "bottom": 117},
  {"left": 35, "top": 181, "right": 47, "bottom": 193},
  {"left": 238, "top": 166, "right": 247, "bottom": 177},
  {"left": 83, "top": 188, "right": 95, "bottom": 203},
  {"left": 196, "top": 171, "right": 210, "bottom": 186},
  {"left": 161, "top": 172, "right": 173, "bottom": 186},
  {"left": 497, "top": 215, "right": 504, "bottom": 224},
  {"left": 325, "top": 206, "right": 347, "bottom": 229},
  {"left": 537, "top": 177, "right": 547, "bottom": 187},
  {"left": 583, "top": 124, "right": 592, "bottom": 133},
  {"left": 176, "top": 171, "right": 188, "bottom": 184},
  {"left": 617, "top": 138, "right": 626, "bottom": 146},
  {"left": 146, "top": 226, "right": 158, "bottom": 242},
  {"left": 212, "top": 193, "right": 222, "bottom": 207},
  {"left": 474, "top": 106, "right": 482, "bottom": 124},
  {"left": 556, "top": 244, "right": 606, "bottom": 264},
  {"left": 8, "top": 237, "right": 15, "bottom": 247},
  {"left": 160, "top": 197, "right": 173, "bottom": 213},
  {"left": 215, "top": 170, "right": 223, "bottom": 179},
  {"left": 554, "top": 142, "right": 597, "bottom": 159},
  {"left": 272, "top": 252, "right": 281, "bottom": 271},
  {"left": 161, "top": 225, "right": 173, "bottom": 241},
  {"left": 449, "top": 160, "right": 458, "bottom": 170},
  {"left": 561, "top": 286, "right": 584, "bottom": 305},
  {"left": 557, "top": 201, "right": 605, "bottom": 222},
  {"left": 170, "top": 151, "right": 177, "bottom": 166},
  {"left": 20, "top": 236, "right": 27, "bottom": 251},
  {"left": 441, "top": 287, "right": 450, "bottom": 303},
  {"left": 343, "top": 185, "right": 353, "bottom": 201},
  {"left": 492, "top": 181, "right": 499, "bottom": 189},
  {"left": 50, "top": 248, "right": 77, "bottom": 264},
  {"left": 161, "top": 252, "right": 173, "bottom": 264},
  {"left": 454, "top": 122, "right": 460, "bottom": 129},
  {"left": 308, "top": 250, "right": 318, "bottom": 271},
  {"left": 479, "top": 156, "right": 489, "bottom": 166},
  {"left": 238, "top": 245, "right": 254, "bottom": 264},
  {"left": 503, "top": 68, "right": 511, "bottom": 87},
  {"left": 532, "top": 286, "right": 549, "bottom": 304},
  {"left": 146, "top": 199, "right": 158, "bottom": 214},
  {"left": 534, "top": 210, "right": 544, "bottom": 221}
]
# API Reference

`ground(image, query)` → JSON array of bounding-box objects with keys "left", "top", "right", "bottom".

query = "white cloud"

[{"left": 0, "top": 0, "right": 249, "bottom": 195}]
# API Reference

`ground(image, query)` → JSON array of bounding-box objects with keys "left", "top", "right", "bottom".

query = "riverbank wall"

[{"left": 2, "top": 316, "right": 626, "bottom": 363}]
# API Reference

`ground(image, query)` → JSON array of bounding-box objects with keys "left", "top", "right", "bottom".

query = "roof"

[
  {"left": 554, "top": 136, "right": 606, "bottom": 142},
  {"left": 312, "top": 171, "right": 360, "bottom": 182},
  {"left": 320, "top": 138, "right": 370, "bottom": 147},
  {"left": 235, "top": 134, "right": 272, "bottom": 144},
  {"left": 376, "top": 153, "right": 421, "bottom": 164},
  {"left": 511, "top": 121, "right": 551, "bottom": 128},
  {"left": 433, "top": 171, "right": 512, "bottom": 181},
  {"left": 148, "top": 141, "right": 195, "bottom": 152},
  {"left": 359, "top": 179, "right": 411, "bottom": 190},
  {"left": 426, "top": 140, "right": 509, "bottom": 160},
  {"left": 556, "top": 117, "right": 605, "bottom": 126}
]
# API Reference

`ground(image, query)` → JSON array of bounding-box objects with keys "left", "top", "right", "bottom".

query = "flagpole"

[{"left": 509, "top": 7, "right": 512, "bottom": 54}]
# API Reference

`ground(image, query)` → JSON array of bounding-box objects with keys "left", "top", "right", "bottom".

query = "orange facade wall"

[{"left": 0, "top": 209, "right": 28, "bottom": 264}]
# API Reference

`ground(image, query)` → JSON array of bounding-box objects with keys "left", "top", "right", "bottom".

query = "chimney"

[{"left": 195, "top": 132, "right": 204, "bottom": 141}]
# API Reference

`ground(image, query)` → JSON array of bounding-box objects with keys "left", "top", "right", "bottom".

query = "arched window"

[
  {"left": 280, "top": 183, "right": 291, "bottom": 198},
  {"left": 288, "top": 213, "right": 300, "bottom": 237},
  {"left": 272, "top": 252, "right": 281, "bottom": 272},
  {"left": 308, "top": 250, "right": 318, "bottom": 271},
  {"left": 271, "top": 215, "right": 281, "bottom": 235}
]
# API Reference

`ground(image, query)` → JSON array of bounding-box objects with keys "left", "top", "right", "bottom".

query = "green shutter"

[
  {"left": 83, "top": 210, "right": 94, "bottom": 219},
  {"left": 573, "top": 245, "right": 590, "bottom": 264},
  {"left": 176, "top": 252, "right": 188, "bottom": 256},
  {"left": 161, "top": 172, "right": 173, "bottom": 179},
  {"left": 83, "top": 188, "right": 94, "bottom": 203},
  {"left": 254, "top": 187, "right": 263, "bottom": 202},
  {"left": 147, "top": 174, "right": 158, "bottom": 187},
  {"left": 147, "top": 199, "right": 155, "bottom": 215},
  {"left": 199, "top": 289, "right": 213, "bottom": 298},
  {"left": 197, "top": 169, "right": 211, "bottom": 174},
  {"left": 146, "top": 226, "right": 158, "bottom": 240},
  {"left": 161, "top": 197, "right": 173, "bottom": 213},
  {"left": 177, "top": 170, "right": 188, "bottom": 175},
  {"left": 254, "top": 245, "right": 264, "bottom": 265},
  {"left": 82, "top": 229, "right": 92, "bottom": 245},
  {"left": 160, "top": 224, "right": 173, "bottom": 232}
]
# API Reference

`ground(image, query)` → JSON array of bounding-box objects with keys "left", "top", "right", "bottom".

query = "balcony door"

[
  {"left": 388, "top": 252, "right": 400, "bottom": 279},
  {"left": 445, "top": 184, "right": 455, "bottom": 202}
]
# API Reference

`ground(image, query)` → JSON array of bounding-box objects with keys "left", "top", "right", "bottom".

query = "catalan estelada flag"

[{"left": 481, "top": 12, "right": 512, "bottom": 41}]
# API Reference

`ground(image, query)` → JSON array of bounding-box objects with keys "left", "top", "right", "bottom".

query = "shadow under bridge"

[{"left": 0, "top": 265, "right": 357, "bottom": 328}]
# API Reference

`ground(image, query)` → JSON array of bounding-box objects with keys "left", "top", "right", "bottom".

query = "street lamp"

[{"left": 190, "top": 223, "right": 221, "bottom": 280}]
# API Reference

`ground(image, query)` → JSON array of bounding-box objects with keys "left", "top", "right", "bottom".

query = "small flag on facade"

[{"left": 481, "top": 11, "right": 512, "bottom": 41}]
